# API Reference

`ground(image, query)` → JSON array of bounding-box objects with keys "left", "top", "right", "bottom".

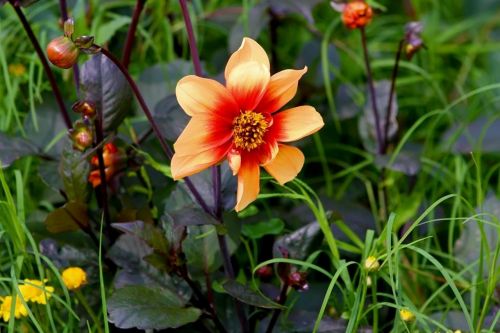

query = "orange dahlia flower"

[
  {"left": 171, "top": 38, "right": 324, "bottom": 212},
  {"left": 342, "top": 1, "right": 373, "bottom": 29}
]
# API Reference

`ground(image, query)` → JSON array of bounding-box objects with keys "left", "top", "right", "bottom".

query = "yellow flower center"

[{"left": 233, "top": 111, "right": 269, "bottom": 151}]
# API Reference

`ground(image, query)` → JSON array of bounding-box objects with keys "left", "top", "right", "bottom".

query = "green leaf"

[
  {"left": 96, "top": 16, "right": 131, "bottom": 45},
  {"left": 108, "top": 285, "right": 201, "bottom": 330},
  {"left": 59, "top": 143, "right": 90, "bottom": 203},
  {"left": 242, "top": 218, "right": 285, "bottom": 239},
  {"left": 223, "top": 280, "right": 284, "bottom": 309},
  {"left": 0, "top": 133, "right": 39, "bottom": 168},
  {"left": 44, "top": 201, "right": 89, "bottom": 233},
  {"left": 80, "top": 54, "right": 133, "bottom": 132}
]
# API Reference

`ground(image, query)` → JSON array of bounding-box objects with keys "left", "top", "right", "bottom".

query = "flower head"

[
  {"left": 8, "top": 64, "right": 26, "bottom": 77},
  {"left": 62, "top": 267, "right": 87, "bottom": 290},
  {"left": 364, "top": 256, "right": 380, "bottom": 272},
  {"left": 0, "top": 296, "right": 28, "bottom": 322},
  {"left": 399, "top": 308, "right": 416, "bottom": 323},
  {"left": 19, "top": 279, "right": 54, "bottom": 305},
  {"left": 404, "top": 22, "right": 424, "bottom": 60},
  {"left": 171, "top": 38, "right": 324, "bottom": 211},
  {"left": 341, "top": 1, "right": 373, "bottom": 29},
  {"left": 88, "top": 143, "right": 126, "bottom": 187}
]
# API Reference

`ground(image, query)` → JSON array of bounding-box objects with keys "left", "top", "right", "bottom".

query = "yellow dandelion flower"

[
  {"left": 19, "top": 279, "right": 54, "bottom": 305},
  {"left": 62, "top": 267, "right": 87, "bottom": 290},
  {"left": 0, "top": 296, "right": 28, "bottom": 322},
  {"left": 399, "top": 308, "right": 416, "bottom": 323}
]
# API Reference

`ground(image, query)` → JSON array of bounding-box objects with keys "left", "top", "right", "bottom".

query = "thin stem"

[
  {"left": 217, "top": 232, "right": 249, "bottom": 333},
  {"left": 265, "top": 282, "right": 289, "bottom": 333},
  {"left": 122, "top": 0, "right": 146, "bottom": 69},
  {"left": 10, "top": 1, "right": 72, "bottom": 129},
  {"left": 75, "top": 290, "right": 103, "bottom": 333},
  {"left": 360, "top": 27, "right": 383, "bottom": 154},
  {"left": 93, "top": 118, "right": 111, "bottom": 227},
  {"left": 58, "top": 0, "right": 68, "bottom": 21},
  {"left": 98, "top": 46, "right": 212, "bottom": 215},
  {"left": 382, "top": 39, "right": 404, "bottom": 154},
  {"left": 178, "top": 0, "right": 203, "bottom": 76},
  {"left": 179, "top": 265, "right": 227, "bottom": 333}
]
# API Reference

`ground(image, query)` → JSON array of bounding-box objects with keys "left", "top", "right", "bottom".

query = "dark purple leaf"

[
  {"left": 223, "top": 280, "right": 284, "bottom": 309},
  {"left": 44, "top": 201, "right": 89, "bottom": 233}
]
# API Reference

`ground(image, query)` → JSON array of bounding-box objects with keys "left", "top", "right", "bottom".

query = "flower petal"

[
  {"left": 227, "top": 149, "right": 241, "bottom": 175},
  {"left": 171, "top": 142, "right": 232, "bottom": 180},
  {"left": 272, "top": 106, "right": 324, "bottom": 142},
  {"left": 225, "top": 37, "right": 270, "bottom": 82},
  {"left": 227, "top": 61, "right": 270, "bottom": 111},
  {"left": 263, "top": 144, "right": 304, "bottom": 185},
  {"left": 235, "top": 157, "right": 260, "bottom": 212},
  {"left": 255, "top": 67, "right": 308, "bottom": 114},
  {"left": 176, "top": 75, "right": 239, "bottom": 118},
  {"left": 174, "top": 115, "right": 233, "bottom": 156}
]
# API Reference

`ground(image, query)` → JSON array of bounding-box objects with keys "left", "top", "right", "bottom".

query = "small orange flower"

[
  {"left": 171, "top": 38, "right": 324, "bottom": 212},
  {"left": 88, "top": 143, "right": 125, "bottom": 187},
  {"left": 342, "top": 1, "right": 373, "bottom": 29}
]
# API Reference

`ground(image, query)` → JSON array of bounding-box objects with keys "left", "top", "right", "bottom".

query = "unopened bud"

[
  {"left": 63, "top": 18, "right": 74, "bottom": 38},
  {"left": 46, "top": 36, "right": 79, "bottom": 69},
  {"left": 399, "top": 308, "right": 415, "bottom": 323},
  {"left": 256, "top": 266, "right": 273, "bottom": 280},
  {"left": 72, "top": 101, "right": 96, "bottom": 119},
  {"left": 341, "top": 1, "right": 373, "bottom": 29},
  {"left": 69, "top": 121, "right": 93, "bottom": 151},
  {"left": 287, "top": 272, "right": 308, "bottom": 292},
  {"left": 364, "top": 256, "right": 380, "bottom": 272},
  {"left": 404, "top": 22, "right": 424, "bottom": 60}
]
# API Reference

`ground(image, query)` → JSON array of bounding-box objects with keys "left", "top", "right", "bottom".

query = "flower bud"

[
  {"left": 72, "top": 101, "right": 96, "bottom": 119},
  {"left": 364, "top": 256, "right": 380, "bottom": 272},
  {"left": 399, "top": 308, "right": 415, "bottom": 323},
  {"left": 256, "top": 265, "right": 273, "bottom": 280},
  {"left": 287, "top": 271, "right": 308, "bottom": 292},
  {"left": 342, "top": 1, "right": 373, "bottom": 29},
  {"left": 404, "top": 22, "right": 424, "bottom": 60},
  {"left": 46, "top": 36, "right": 79, "bottom": 69},
  {"left": 69, "top": 121, "right": 93, "bottom": 151}
]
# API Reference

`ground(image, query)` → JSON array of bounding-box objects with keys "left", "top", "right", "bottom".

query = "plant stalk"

[
  {"left": 122, "top": 0, "right": 147, "bottom": 68},
  {"left": 97, "top": 47, "right": 212, "bottom": 214},
  {"left": 177, "top": 1, "right": 248, "bottom": 331},
  {"left": 93, "top": 118, "right": 111, "bottom": 228},
  {"left": 10, "top": 1, "right": 72, "bottom": 129},
  {"left": 178, "top": 0, "right": 203, "bottom": 76},
  {"left": 360, "top": 27, "right": 383, "bottom": 154},
  {"left": 265, "top": 282, "right": 289, "bottom": 333},
  {"left": 382, "top": 39, "right": 404, "bottom": 154}
]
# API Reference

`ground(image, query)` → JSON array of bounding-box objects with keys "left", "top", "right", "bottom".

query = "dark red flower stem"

[
  {"left": 93, "top": 118, "right": 111, "bottom": 228},
  {"left": 58, "top": 0, "right": 80, "bottom": 91},
  {"left": 178, "top": 264, "right": 228, "bottom": 333},
  {"left": 382, "top": 39, "right": 404, "bottom": 154},
  {"left": 10, "top": 1, "right": 72, "bottom": 129},
  {"left": 177, "top": 1, "right": 248, "bottom": 332},
  {"left": 360, "top": 27, "right": 383, "bottom": 154},
  {"left": 178, "top": 0, "right": 203, "bottom": 76},
  {"left": 122, "top": 0, "right": 146, "bottom": 69},
  {"left": 97, "top": 47, "right": 212, "bottom": 215},
  {"left": 265, "top": 281, "right": 289, "bottom": 333}
]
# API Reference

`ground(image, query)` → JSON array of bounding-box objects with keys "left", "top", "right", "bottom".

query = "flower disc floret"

[{"left": 233, "top": 111, "right": 269, "bottom": 151}]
